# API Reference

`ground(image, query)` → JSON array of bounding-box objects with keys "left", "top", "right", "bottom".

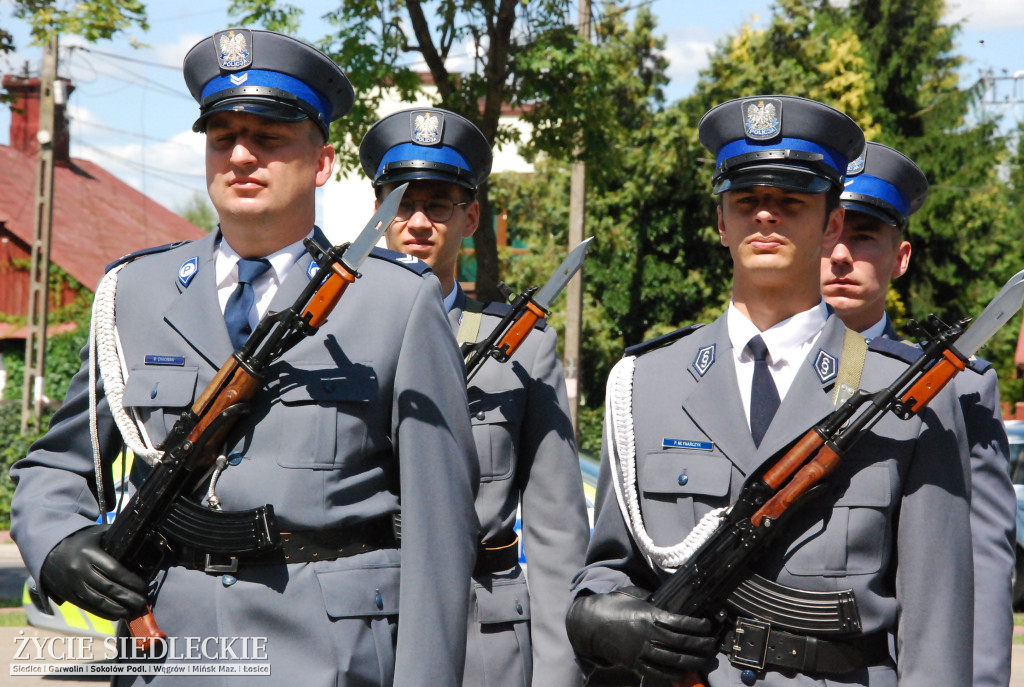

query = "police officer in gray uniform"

[
  {"left": 360, "top": 108, "right": 590, "bottom": 687},
  {"left": 10, "top": 29, "right": 479, "bottom": 686},
  {"left": 565, "top": 96, "right": 974, "bottom": 686},
  {"left": 822, "top": 141, "right": 1015, "bottom": 687}
]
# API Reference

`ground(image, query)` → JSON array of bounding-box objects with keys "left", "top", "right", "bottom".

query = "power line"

[{"left": 67, "top": 44, "right": 179, "bottom": 71}]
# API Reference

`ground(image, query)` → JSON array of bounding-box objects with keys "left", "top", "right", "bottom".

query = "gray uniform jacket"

[
  {"left": 10, "top": 229, "right": 480, "bottom": 687},
  {"left": 573, "top": 314, "right": 974, "bottom": 686},
  {"left": 451, "top": 289, "right": 589, "bottom": 687},
  {"left": 880, "top": 320, "right": 1014, "bottom": 687}
]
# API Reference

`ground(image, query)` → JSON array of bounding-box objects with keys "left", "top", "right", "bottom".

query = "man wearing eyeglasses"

[{"left": 360, "top": 108, "right": 590, "bottom": 687}]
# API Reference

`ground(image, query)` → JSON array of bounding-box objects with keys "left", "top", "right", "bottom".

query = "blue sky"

[{"left": 1, "top": 0, "right": 1022, "bottom": 215}]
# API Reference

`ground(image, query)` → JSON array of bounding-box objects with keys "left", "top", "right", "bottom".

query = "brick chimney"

[{"left": 2, "top": 74, "right": 74, "bottom": 165}]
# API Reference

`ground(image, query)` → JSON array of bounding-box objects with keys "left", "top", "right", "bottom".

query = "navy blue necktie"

[
  {"left": 747, "top": 335, "right": 780, "bottom": 447},
  {"left": 224, "top": 258, "right": 271, "bottom": 349}
]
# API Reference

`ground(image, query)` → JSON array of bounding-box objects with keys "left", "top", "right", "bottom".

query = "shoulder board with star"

[
  {"left": 104, "top": 241, "right": 193, "bottom": 273},
  {"left": 625, "top": 324, "right": 705, "bottom": 358},
  {"left": 480, "top": 299, "right": 548, "bottom": 331},
  {"left": 367, "top": 247, "right": 433, "bottom": 276},
  {"left": 871, "top": 337, "right": 994, "bottom": 374}
]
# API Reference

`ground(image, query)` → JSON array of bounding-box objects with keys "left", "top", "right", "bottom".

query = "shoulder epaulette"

[
  {"left": 368, "top": 247, "right": 433, "bottom": 275},
  {"left": 625, "top": 324, "right": 705, "bottom": 358},
  {"left": 104, "top": 241, "right": 192, "bottom": 273},
  {"left": 966, "top": 355, "right": 993, "bottom": 374},
  {"left": 480, "top": 299, "right": 547, "bottom": 330},
  {"left": 867, "top": 336, "right": 923, "bottom": 364}
]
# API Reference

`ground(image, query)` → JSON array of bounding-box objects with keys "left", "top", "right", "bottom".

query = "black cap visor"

[
  {"left": 841, "top": 196, "right": 905, "bottom": 229},
  {"left": 193, "top": 90, "right": 326, "bottom": 137},
  {"left": 714, "top": 164, "right": 835, "bottom": 194}
]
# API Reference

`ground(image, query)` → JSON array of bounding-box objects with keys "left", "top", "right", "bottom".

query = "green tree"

[
  {"left": 176, "top": 192, "right": 217, "bottom": 233},
  {"left": 230, "top": 0, "right": 635, "bottom": 302},
  {"left": 2, "top": 0, "right": 148, "bottom": 105}
]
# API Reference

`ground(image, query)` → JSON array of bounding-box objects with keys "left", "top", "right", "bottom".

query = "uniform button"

[
  {"left": 222, "top": 574, "right": 237, "bottom": 587},
  {"left": 678, "top": 474, "right": 689, "bottom": 486},
  {"left": 375, "top": 589, "right": 384, "bottom": 610},
  {"left": 475, "top": 411, "right": 486, "bottom": 420},
  {"left": 227, "top": 452, "right": 244, "bottom": 466},
  {"left": 741, "top": 669, "right": 757, "bottom": 685},
  {"left": 150, "top": 385, "right": 158, "bottom": 399},
  {"left": 515, "top": 601, "right": 523, "bottom": 615}
]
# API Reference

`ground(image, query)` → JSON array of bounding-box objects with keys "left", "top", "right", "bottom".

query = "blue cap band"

[
  {"left": 717, "top": 137, "right": 849, "bottom": 176},
  {"left": 844, "top": 173, "right": 910, "bottom": 219},
  {"left": 201, "top": 69, "right": 332, "bottom": 122},
  {"left": 377, "top": 142, "right": 472, "bottom": 177}
]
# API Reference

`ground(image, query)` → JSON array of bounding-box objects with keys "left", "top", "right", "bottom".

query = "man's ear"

[
  {"left": 822, "top": 205, "right": 845, "bottom": 251},
  {"left": 315, "top": 143, "right": 337, "bottom": 188},
  {"left": 717, "top": 205, "right": 727, "bottom": 246},
  {"left": 463, "top": 200, "right": 480, "bottom": 238},
  {"left": 892, "top": 240, "right": 912, "bottom": 279}
]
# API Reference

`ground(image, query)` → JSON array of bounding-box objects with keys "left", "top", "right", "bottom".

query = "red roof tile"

[{"left": 0, "top": 145, "right": 206, "bottom": 292}]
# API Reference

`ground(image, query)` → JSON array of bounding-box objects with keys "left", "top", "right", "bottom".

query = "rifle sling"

[
  {"left": 457, "top": 296, "right": 486, "bottom": 349},
  {"left": 833, "top": 326, "right": 868, "bottom": 406}
]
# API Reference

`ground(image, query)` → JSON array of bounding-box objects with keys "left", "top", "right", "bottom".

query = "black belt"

[
  {"left": 474, "top": 533, "right": 520, "bottom": 576},
  {"left": 174, "top": 517, "right": 397, "bottom": 574},
  {"left": 722, "top": 618, "right": 892, "bottom": 674}
]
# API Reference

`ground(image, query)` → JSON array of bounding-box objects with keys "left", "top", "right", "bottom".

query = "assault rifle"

[
  {"left": 643, "top": 267, "right": 1024, "bottom": 687},
  {"left": 462, "top": 237, "right": 592, "bottom": 380},
  {"left": 99, "top": 185, "right": 408, "bottom": 651}
]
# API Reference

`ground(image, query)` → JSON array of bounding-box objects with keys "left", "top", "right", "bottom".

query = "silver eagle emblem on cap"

[
  {"left": 216, "top": 29, "right": 252, "bottom": 71},
  {"left": 846, "top": 154, "right": 865, "bottom": 176},
  {"left": 743, "top": 99, "right": 781, "bottom": 140},
  {"left": 411, "top": 111, "right": 443, "bottom": 145}
]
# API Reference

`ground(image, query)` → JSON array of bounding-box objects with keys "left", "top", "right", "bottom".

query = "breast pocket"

[
  {"left": 638, "top": 451, "right": 733, "bottom": 547},
  {"left": 270, "top": 363, "right": 379, "bottom": 469},
  {"left": 122, "top": 366, "right": 199, "bottom": 436},
  {"left": 784, "top": 463, "right": 893, "bottom": 576},
  {"left": 469, "top": 389, "right": 522, "bottom": 482}
]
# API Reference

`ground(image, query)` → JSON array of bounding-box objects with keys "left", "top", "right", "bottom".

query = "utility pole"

[
  {"left": 564, "top": 0, "right": 590, "bottom": 442},
  {"left": 21, "top": 36, "right": 59, "bottom": 435}
]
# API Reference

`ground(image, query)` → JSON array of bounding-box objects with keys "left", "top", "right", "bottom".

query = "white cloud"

[
  {"left": 659, "top": 26, "right": 717, "bottom": 98},
  {"left": 946, "top": 0, "right": 1024, "bottom": 31}
]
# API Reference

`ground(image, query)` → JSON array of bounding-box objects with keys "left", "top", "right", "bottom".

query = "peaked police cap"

[
  {"left": 699, "top": 95, "right": 865, "bottom": 194},
  {"left": 183, "top": 28, "right": 353, "bottom": 139},
  {"left": 842, "top": 142, "right": 928, "bottom": 229},
  {"left": 359, "top": 108, "right": 492, "bottom": 191}
]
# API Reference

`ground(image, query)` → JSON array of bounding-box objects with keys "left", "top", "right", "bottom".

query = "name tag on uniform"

[
  {"left": 662, "top": 438, "right": 713, "bottom": 451},
  {"left": 145, "top": 355, "right": 185, "bottom": 366}
]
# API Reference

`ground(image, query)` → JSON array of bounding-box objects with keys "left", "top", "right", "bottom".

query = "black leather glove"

[
  {"left": 40, "top": 525, "right": 149, "bottom": 621},
  {"left": 566, "top": 586, "right": 717, "bottom": 681}
]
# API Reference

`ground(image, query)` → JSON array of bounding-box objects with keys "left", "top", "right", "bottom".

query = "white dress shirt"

[
  {"left": 215, "top": 232, "right": 311, "bottom": 330},
  {"left": 727, "top": 298, "right": 830, "bottom": 430}
]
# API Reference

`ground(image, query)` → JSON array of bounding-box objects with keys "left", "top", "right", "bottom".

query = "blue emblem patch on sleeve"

[
  {"left": 306, "top": 258, "right": 320, "bottom": 280},
  {"left": 813, "top": 348, "right": 839, "bottom": 384},
  {"left": 692, "top": 344, "right": 716, "bottom": 377},
  {"left": 178, "top": 257, "right": 199, "bottom": 288}
]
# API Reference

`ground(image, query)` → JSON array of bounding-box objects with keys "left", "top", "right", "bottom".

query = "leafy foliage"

[
  {"left": 11, "top": 0, "right": 147, "bottom": 45},
  {"left": 176, "top": 193, "right": 217, "bottom": 233}
]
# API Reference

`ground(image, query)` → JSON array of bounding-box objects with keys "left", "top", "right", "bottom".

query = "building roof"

[{"left": 0, "top": 144, "right": 206, "bottom": 292}]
